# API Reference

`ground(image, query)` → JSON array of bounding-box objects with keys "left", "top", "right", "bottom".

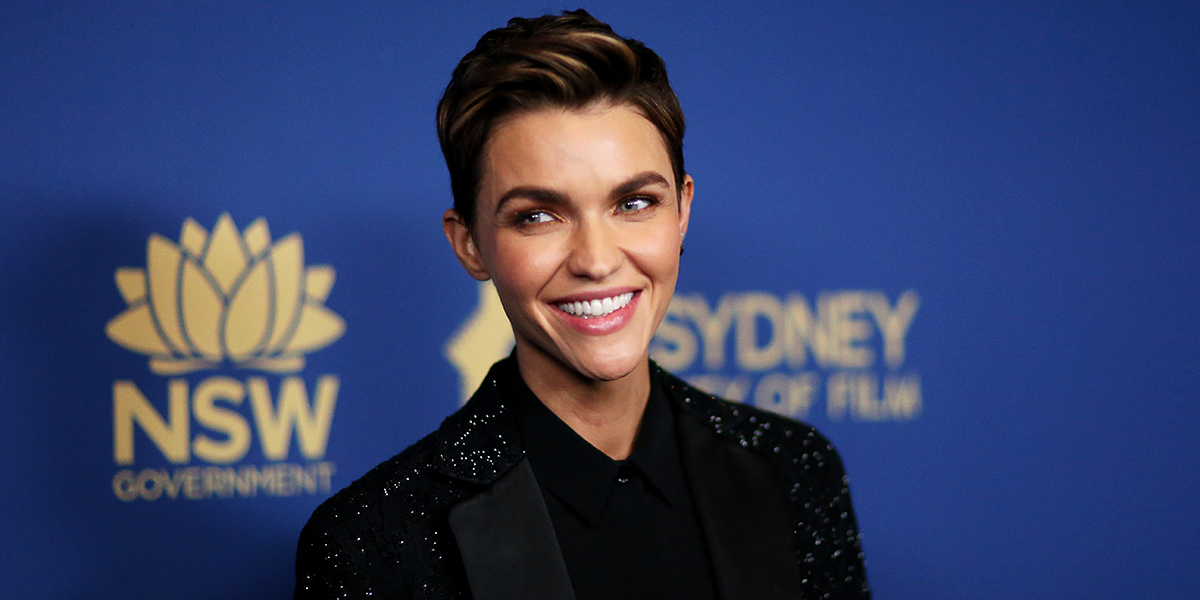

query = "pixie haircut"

[{"left": 436, "top": 9, "right": 686, "bottom": 229}]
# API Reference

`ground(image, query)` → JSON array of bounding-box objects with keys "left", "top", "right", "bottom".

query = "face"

[{"left": 444, "top": 103, "right": 693, "bottom": 382}]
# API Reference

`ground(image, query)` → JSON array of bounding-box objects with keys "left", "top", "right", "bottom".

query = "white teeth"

[{"left": 558, "top": 292, "right": 634, "bottom": 318}]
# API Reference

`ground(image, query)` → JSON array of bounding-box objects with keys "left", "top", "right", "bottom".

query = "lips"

[{"left": 550, "top": 290, "right": 641, "bottom": 335}]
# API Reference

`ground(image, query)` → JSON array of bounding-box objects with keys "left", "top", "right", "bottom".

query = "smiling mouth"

[{"left": 556, "top": 292, "right": 635, "bottom": 318}]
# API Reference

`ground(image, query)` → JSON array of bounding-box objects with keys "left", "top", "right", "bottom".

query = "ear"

[
  {"left": 678, "top": 174, "right": 694, "bottom": 240},
  {"left": 442, "top": 209, "right": 491, "bottom": 281}
]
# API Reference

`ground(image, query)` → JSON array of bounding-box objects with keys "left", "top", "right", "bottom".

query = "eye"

[
  {"left": 617, "top": 197, "right": 654, "bottom": 213},
  {"left": 516, "top": 210, "right": 556, "bottom": 225}
]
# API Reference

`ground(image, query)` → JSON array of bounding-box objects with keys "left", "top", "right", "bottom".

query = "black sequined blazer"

[{"left": 295, "top": 359, "right": 870, "bottom": 600}]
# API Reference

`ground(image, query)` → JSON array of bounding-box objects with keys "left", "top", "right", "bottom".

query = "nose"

[{"left": 566, "top": 217, "right": 623, "bottom": 281}]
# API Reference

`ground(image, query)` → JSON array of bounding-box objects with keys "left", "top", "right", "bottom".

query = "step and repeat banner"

[{"left": 2, "top": 2, "right": 1197, "bottom": 599}]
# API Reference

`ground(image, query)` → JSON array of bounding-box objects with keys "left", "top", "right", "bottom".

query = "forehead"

[{"left": 479, "top": 103, "right": 674, "bottom": 198}]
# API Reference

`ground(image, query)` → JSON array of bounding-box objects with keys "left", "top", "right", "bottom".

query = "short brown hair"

[{"left": 436, "top": 9, "right": 686, "bottom": 228}]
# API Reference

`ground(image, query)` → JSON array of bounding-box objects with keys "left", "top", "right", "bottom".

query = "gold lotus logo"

[{"left": 106, "top": 213, "right": 345, "bottom": 374}]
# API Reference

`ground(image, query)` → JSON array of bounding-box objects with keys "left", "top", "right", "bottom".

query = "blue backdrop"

[{"left": 2, "top": 1, "right": 1197, "bottom": 598}]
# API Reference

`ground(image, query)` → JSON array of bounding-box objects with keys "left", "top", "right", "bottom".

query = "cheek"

[
  {"left": 629, "top": 228, "right": 681, "bottom": 285},
  {"left": 488, "top": 236, "right": 562, "bottom": 302}
]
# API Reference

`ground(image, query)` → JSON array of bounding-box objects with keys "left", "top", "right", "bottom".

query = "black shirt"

[{"left": 504, "top": 362, "right": 720, "bottom": 600}]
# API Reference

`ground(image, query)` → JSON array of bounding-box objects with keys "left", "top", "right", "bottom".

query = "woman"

[{"left": 296, "top": 10, "right": 869, "bottom": 600}]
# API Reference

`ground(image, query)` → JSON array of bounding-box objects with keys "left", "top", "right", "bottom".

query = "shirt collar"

[
  {"left": 625, "top": 371, "right": 688, "bottom": 509},
  {"left": 502, "top": 359, "right": 687, "bottom": 527}
]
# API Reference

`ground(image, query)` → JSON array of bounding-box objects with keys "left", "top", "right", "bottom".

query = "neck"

[{"left": 515, "top": 347, "right": 651, "bottom": 461}]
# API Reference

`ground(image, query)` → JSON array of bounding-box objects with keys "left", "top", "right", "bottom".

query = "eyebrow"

[
  {"left": 493, "top": 171, "right": 672, "bottom": 216},
  {"left": 610, "top": 171, "right": 671, "bottom": 199}
]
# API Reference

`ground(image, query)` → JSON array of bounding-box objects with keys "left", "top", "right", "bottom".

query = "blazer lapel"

[
  {"left": 678, "top": 414, "right": 806, "bottom": 600},
  {"left": 448, "top": 457, "right": 576, "bottom": 600}
]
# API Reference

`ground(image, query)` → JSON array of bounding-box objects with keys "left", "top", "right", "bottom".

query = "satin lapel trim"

[
  {"left": 678, "top": 415, "right": 806, "bottom": 600},
  {"left": 448, "top": 457, "right": 576, "bottom": 600}
]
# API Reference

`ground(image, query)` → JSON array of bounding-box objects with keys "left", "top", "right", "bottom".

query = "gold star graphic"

[{"left": 444, "top": 281, "right": 514, "bottom": 405}]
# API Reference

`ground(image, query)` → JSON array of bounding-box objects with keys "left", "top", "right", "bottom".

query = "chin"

[{"left": 565, "top": 346, "right": 646, "bottom": 382}]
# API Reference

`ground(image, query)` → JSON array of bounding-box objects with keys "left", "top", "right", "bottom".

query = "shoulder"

[
  {"left": 295, "top": 429, "right": 462, "bottom": 571},
  {"left": 302, "top": 429, "right": 447, "bottom": 538},
  {"left": 295, "top": 429, "right": 462, "bottom": 598},
  {"left": 656, "top": 364, "right": 871, "bottom": 597},
  {"left": 301, "top": 366, "right": 523, "bottom": 541},
  {"left": 295, "top": 380, "right": 520, "bottom": 599},
  {"left": 655, "top": 365, "right": 850, "bottom": 488}
]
